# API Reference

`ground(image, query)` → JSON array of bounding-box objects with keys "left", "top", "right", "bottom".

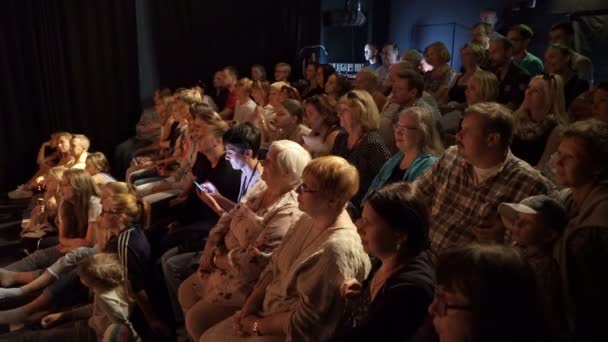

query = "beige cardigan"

[{"left": 260, "top": 214, "right": 371, "bottom": 341}]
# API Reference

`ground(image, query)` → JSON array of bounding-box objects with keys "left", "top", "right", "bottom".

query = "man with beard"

[{"left": 488, "top": 35, "right": 530, "bottom": 110}]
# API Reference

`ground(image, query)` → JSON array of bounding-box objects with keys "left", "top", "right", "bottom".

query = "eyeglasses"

[
  {"left": 431, "top": 288, "right": 473, "bottom": 317},
  {"left": 296, "top": 182, "right": 318, "bottom": 194},
  {"left": 393, "top": 123, "right": 419, "bottom": 133}
]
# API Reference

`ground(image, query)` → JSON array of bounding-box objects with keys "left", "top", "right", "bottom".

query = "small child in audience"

[
  {"left": 38, "top": 253, "right": 140, "bottom": 341},
  {"left": 499, "top": 195, "right": 567, "bottom": 334}
]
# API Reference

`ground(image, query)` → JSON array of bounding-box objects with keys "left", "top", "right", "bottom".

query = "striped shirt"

[
  {"left": 106, "top": 226, "right": 151, "bottom": 292},
  {"left": 414, "top": 146, "right": 553, "bottom": 252}
]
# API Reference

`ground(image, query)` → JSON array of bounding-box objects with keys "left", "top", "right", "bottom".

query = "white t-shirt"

[
  {"left": 233, "top": 98, "right": 257, "bottom": 123},
  {"left": 89, "top": 196, "right": 102, "bottom": 222}
]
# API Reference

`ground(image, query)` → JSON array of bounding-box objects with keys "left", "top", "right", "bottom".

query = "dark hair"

[
  {"left": 366, "top": 182, "right": 429, "bottom": 257},
  {"left": 437, "top": 244, "right": 552, "bottom": 342},
  {"left": 224, "top": 66, "right": 239, "bottom": 80},
  {"left": 158, "top": 88, "right": 172, "bottom": 98},
  {"left": 597, "top": 80, "right": 608, "bottom": 92},
  {"left": 365, "top": 42, "right": 378, "bottom": 51},
  {"left": 383, "top": 42, "right": 400, "bottom": 56},
  {"left": 304, "top": 94, "right": 339, "bottom": 128},
  {"left": 509, "top": 24, "right": 534, "bottom": 40},
  {"left": 491, "top": 34, "right": 512, "bottom": 50},
  {"left": 281, "top": 99, "right": 305, "bottom": 124},
  {"left": 562, "top": 119, "right": 608, "bottom": 180},
  {"left": 395, "top": 69, "right": 425, "bottom": 98},
  {"left": 251, "top": 64, "right": 267, "bottom": 81},
  {"left": 223, "top": 122, "right": 261, "bottom": 158},
  {"left": 317, "top": 64, "right": 336, "bottom": 87},
  {"left": 333, "top": 74, "right": 352, "bottom": 97},
  {"left": 551, "top": 22, "right": 575, "bottom": 36}
]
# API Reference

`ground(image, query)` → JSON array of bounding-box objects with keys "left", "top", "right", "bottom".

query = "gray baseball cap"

[{"left": 499, "top": 195, "right": 567, "bottom": 233}]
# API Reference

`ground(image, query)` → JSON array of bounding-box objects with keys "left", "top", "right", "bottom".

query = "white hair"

[{"left": 268, "top": 140, "right": 311, "bottom": 187}]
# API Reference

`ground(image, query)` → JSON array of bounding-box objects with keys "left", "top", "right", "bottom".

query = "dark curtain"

[
  {"left": 0, "top": 0, "right": 141, "bottom": 191},
  {"left": 146, "top": 0, "right": 321, "bottom": 89}
]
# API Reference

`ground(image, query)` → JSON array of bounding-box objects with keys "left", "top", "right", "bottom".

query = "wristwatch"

[{"left": 252, "top": 320, "right": 262, "bottom": 336}]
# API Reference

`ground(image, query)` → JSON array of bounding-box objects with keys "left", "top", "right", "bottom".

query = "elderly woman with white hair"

[{"left": 176, "top": 140, "right": 311, "bottom": 341}]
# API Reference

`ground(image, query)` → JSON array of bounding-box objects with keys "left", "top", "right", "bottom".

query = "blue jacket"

[{"left": 363, "top": 152, "right": 437, "bottom": 206}]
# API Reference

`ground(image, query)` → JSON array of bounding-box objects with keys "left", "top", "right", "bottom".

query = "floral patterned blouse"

[{"left": 195, "top": 180, "right": 303, "bottom": 307}]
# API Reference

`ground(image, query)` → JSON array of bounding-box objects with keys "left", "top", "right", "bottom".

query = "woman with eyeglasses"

[
  {"left": 426, "top": 244, "right": 553, "bottom": 342},
  {"left": 331, "top": 90, "right": 391, "bottom": 212},
  {"left": 332, "top": 182, "right": 435, "bottom": 341},
  {"left": 511, "top": 74, "right": 568, "bottom": 174},
  {"left": 364, "top": 107, "right": 443, "bottom": 204},
  {"left": 176, "top": 140, "right": 310, "bottom": 341},
  {"left": 200, "top": 156, "right": 371, "bottom": 341}
]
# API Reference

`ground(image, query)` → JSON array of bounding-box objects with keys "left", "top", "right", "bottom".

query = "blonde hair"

[
  {"left": 302, "top": 156, "right": 360, "bottom": 206},
  {"left": 78, "top": 253, "right": 133, "bottom": 303},
  {"left": 86, "top": 152, "right": 110, "bottom": 174},
  {"left": 339, "top": 90, "right": 380, "bottom": 131},
  {"left": 107, "top": 193, "right": 151, "bottom": 230},
  {"left": 514, "top": 74, "right": 568, "bottom": 126},
  {"left": 465, "top": 102, "right": 514, "bottom": 147},
  {"left": 268, "top": 140, "right": 312, "bottom": 187},
  {"left": 399, "top": 107, "right": 444, "bottom": 156},
  {"left": 61, "top": 168, "right": 99, "bottom": 238},
  {"left": 236, "top": 77, "right": 254, "bottom": 94},
  {"left": 426, "top": 41, "right": 451, "bottom": 64},
  {"left": 72, "top": 134, "right": 90, "bottom": 150},
  {"left": 51, "top": 131, "right": 72, "bottom": 142},
  {"left": 47, "top": 166, "right": 67, "bottom": 199},
  {"left": 175, "top": 88, "right": 203, "bottom": 106},
  {"left": 103, "top": 182, "right": 133, "bottom": 196},
  {"left": 191, "top": 103, "right": 229, "bottom": 138},
  {"left": 471, "top": 70, "right": 499, "bottom": 102}
]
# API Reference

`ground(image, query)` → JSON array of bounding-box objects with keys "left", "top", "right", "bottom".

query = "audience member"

[
  {"left": 549, "top": 22, "right": 594, "bottom": 83},
  {"left": 210, "top": 70, "right": 229, "bottom": 111},
  {"left": 413, "top": 102, "right": 552, "bottom": 252},
  {"left": 427, "top": 244, "right": 554, "bottom": 342},
  {"left": 201, "top": 156, "right": 371, "bottom": 341},
  {"left": 377, "top": 43, "right": 400, "bottom": 94},
  {"left": 300, "top": 62, "right": 322, "bottom": 100},
  {"left": 480, "top": 8, "right": 499, "bottom": 35},
  {"left": 67, "top": 134, "right": 90, "bottom": 169},
  {"left": 333, "top": 182, "right": 435, "bottom": 341},
  {"left": 471, "top": 22, "right": 492, "bottom": 50},
  {"left": 402, "top": 49, "right": 424, "bottom": 72},
  {"left": 251, "top": 64, "right": 267, "bottom": 82},
  {"left": 85, "top": 152, "right": 116, "bottom": 186},
  {"left": 302, "top": 94, "right": 340, "bottom": 157},
  {"left": 364, "top": 43, "right": 381, "bottom": 70},
  {"left": 273, "top": 62, "right": 291, "bottom": 83},
  {"left": 592, "top": 81, "right": 608, "bottom": 124},
  {"left": 325, "top": 73, "right": 351, "bottom": 101},
  {"left": 544, "top": 44, "right": 590, "bottom": 109},
  {"left": 176, "top": 140, "right": 310, "bottom": 340},
  {"left": 269, "top": 99, "right": 311, "bottom": 145},
  {"left": 508, "top": 24, "right": 544, "bottom": 76},
  {"left": 354, "top": 67, "right": 386, "bottom": 111},
  {"left": 380, "top": 68, "right": 442, "bottom": 152},
  {"left": 423, "top": 41, "right": 456, "bottom": 101},
  {"left": 332, "top": 90, "right": 391, "bottom": 210},
  {"left": 316, "top": 64, "right": 336, "bottom": 93},
  {"left": 365, "top": 107, "right": 443, "bottom": 201},
  {"left": 233, "top": 78, "right": 257, "bottom": 123},
  {"left": 512, "top": 74, "right": 568, "bottom": 172},
  {"left": 488, "top": 35, "right": 531, "bottom": 109},
  {"left": 218, "top": 66, "right": 239, "bottom": 120},
  {"left": 553, "top": 119, "right": 608, "bottom": 341}
]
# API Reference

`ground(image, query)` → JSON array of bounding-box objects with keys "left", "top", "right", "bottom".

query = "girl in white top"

[{"left": 233, "top": 78, "right": 257, "bottom": 123}]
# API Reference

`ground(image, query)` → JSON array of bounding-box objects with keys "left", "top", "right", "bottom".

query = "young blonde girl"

[{"left": 34, "top": 253, "right": 140, "bottom": 341}]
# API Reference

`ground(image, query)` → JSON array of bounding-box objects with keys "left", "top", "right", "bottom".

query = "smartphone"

[{"left": 194, "top": 181, "right": 210, "bottom": 193}]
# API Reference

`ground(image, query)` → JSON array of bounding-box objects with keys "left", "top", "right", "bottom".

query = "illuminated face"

[
  {"left": 364, "top": 44, "right": 376, "bottom": 61},
  {"left": 394, "top": 113, "right": 421, "bottom": 152},
  {"left": 57, "top": 136, "right": 71, "bottom": 153},
  {"left": 523, "top": 78, "right": 547, "bottom": 113},
  {"left": 225, "top": 143, "right": 249, "bottom": 171},
  {"left": 70, "top": 138, "right": 84, "bottom": 158}
]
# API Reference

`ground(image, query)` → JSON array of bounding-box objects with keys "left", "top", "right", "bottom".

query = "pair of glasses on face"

[
  {"left": 432, "top": 288, "right": 473, "bottom": 317},
  {"left": 296, "top": 182, "right": 318, "bottom": 194},
  {"left": 392, "top": 123, "right": 419, "bottom": 133}
]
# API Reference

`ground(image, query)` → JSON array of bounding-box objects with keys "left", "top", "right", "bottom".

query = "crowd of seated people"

[{"left": 2, "top": 9, "right": 607, "bottom": 342}]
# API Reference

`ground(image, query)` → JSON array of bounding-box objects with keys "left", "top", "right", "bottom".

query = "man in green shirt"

[{"left": 508, "top": 24, "right": 544, "bottom": 76}]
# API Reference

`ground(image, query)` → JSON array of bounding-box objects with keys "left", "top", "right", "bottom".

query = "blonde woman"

[
  {"left": 234, "top": 78, "right": 257, "bottom": 123},
  {"left": 364, "top": 107, "right": 443, "bottom": 202},
  {"left": 176, "top": 140, "right": 311, "bottom": 340},
  {"left": 512, "top": 74, "right": 567, "bottom": 171},
  {"left": 331, "top": 90, "right": 391, "bottom": 209}
]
